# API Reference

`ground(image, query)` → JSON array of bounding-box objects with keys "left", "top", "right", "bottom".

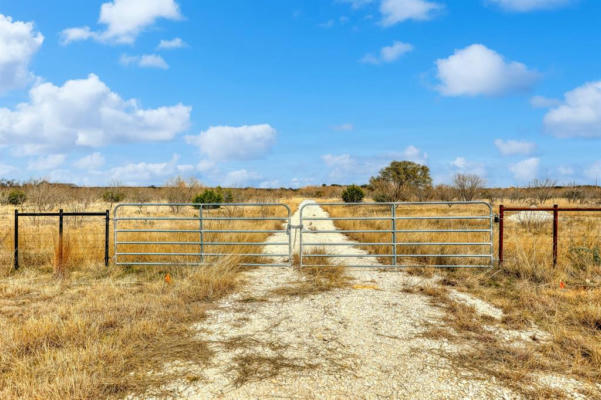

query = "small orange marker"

[
  {"left": 165, "top": 273, "right": 172, "bottom": 284},
  {"left": 559, "top": 281, "right": 565, "bottom": 289}
]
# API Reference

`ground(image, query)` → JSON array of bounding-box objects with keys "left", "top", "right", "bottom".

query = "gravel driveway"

[{"left": 161, "top": 201, "right": 591, "bottom": 399}]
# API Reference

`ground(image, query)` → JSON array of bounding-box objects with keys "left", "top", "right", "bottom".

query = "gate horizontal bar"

[
  {"left": 117, "top": 252, "right": 288, "bottom": 257},
  {"left": 302, "top": 264, "right": 493, "bottom": 268},
  {"left": 115, "top": 262, "right": 289, "bottom": 267},
  {"left": 116, "top": 229, "right": 286, "bottom": 233},
  {"left": 116, "top": 241, "right": 288, "bottom": 246},
  {"left": 115, "top": 216, "right": 288, "bottom": 221},
  {"left": 302, "top": 229, "right": 490, "bottom": 234},
  {"left": 302, "top": 242, "right": 491, "bottom": 246},
  {"left": 302, "top": 254, "right": 490, "bottom": 258}
]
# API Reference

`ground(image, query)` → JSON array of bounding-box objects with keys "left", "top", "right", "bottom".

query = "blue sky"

[{"left": 0, "top": 0, "right": 599, "bottom": 187}]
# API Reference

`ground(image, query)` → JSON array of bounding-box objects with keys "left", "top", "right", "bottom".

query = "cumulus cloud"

[
  {"left": 530, "top": 95, "right": 561, "bottom": 108},
  {"left": 494, "top": 139, "right": 536, "bottom": 156},
  {"left": 543, "top": 80, "right": 601, "bottom": 138},
  {"left": 510, "top": 157, "right": 539, "bottom": 182},
  {"left": 157, "top": 37, "right": 186, "bottom": 50},
  {"left": 489, "top": 0, "right": 572, "bottom": 12},
  {"left": 361, "top": 40, "right": 413, "bottom": 64},
  {"left": 435, "top": 44, "right": 539, "bottom": 96},
  {"left": 450, "top": 157, "right": 486, "bottom": 177},
  {"left": 402, "top": 145, "right": 428, "bottom": 164},
  {"left": 0, "top": 14, "right": 44, "bottom": 95},
  {"left": 74, "top": 152, "right": 105, "bottom": 170},
  {"left": 223, "top": 169, "right": 262, "bottom": 187},
  {"left": 120, "top": 54, "right": 169, "bottom": 69},
  {"left": 0, "top": 73, "right": 191, "bottom": 154},
  {"left": 109, "top": 154, "right": 180, "bottom": 185},
  {"left": 380, "top": 0, "right": 443, "bottom": 26},
  {"left": 61, "top": 0, "right": 182, "bottom": 45},
  {"left": 185, "top": 124, "right": 277, "bottom": 161},
  {"left": 28, "top": 154, "right": 66, "bottom": 170}
]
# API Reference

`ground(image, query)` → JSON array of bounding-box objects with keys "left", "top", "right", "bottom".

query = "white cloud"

[
  {"left": 435, "top": 44, "right": 539, "bottom": 96},
  {"left": 361, "top": 40, "right": 413, "bottom": 64},
  {"left": 510, "top": 157, "right": 539, "bottom": 182},
  {"left": 557, "top": 166, "right": 574, "bottom": 176},
  {"left": 176, "top": 164, "right": 194, "bottom": 173},
  {"left": 61, "top": 0, "right": 182, "bottom": 45},
  {"left": 380, "top": 0, "right": 443, "bottom": 26},
  {"left": 0, "top": 73, "right": 190, "bottom": 154},
  {"left": 338, "top": 0, "right": 374, "bottom": 8},
  {"left": 489, "top": 0, "right": 572, "bottom": 12},
  {"left": 332, "top": 123, "right": 354, "bottom": 131},
  {"left": 586, "top": 161, "right": 601, "bottom": 182},
  {"left": 322, "top": 153, "right": 355, "bottom": 169},
  {"left": 196, "top": 159, "right": 216, "bottom": 173},
  {"left": 319, "top": 19, "right": 336, "bottom": 28},
  {"left": 530, "top": 95, "right": 561, "bottom": 108},
  {"left": 450, "top": 156, "right": 486, "bottom": 177},
  {"left": 109, "top": 154, "right": 179, "bottom": 185},
  {"left": 28, "top": 154, "right": 66, "bottom": 170},
  {"left": 120, "top": 54, "right": 169, "bottom": 69},
  {"left": 0, "top": 14, "right": 44, "bottom": 95},
  {"left": 74, "top": 152, "right": 105, "bottom": 169},
  {"left": 402, "top": 145, "right": 428, "bottom": 164},
  {"left": 185, "top": 124, "right": 277, "bottom": 161},
  {"left": 223, "top": 169, "right": 261, "bottom": 187},
  {"left": 494, "top": 139, "right": 536, "bottom": 156},
  {"left": 157, "top": 37, "right": 186, "bottom": 50},
  {"left": 543, "top": 80, "right": 601, "bottom": 138}
]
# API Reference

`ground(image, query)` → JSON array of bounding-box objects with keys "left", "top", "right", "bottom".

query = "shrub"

[
  {"left": 453, "top": 173, "right": 485, "bottom": 201},
  {"left": 193, "top": 190, "right": 224, "bottom": 209},
  {"left": 369, "top": 160, "right": 432, "bottom": 202},
  {"left": 341, "top": 185, "right": 365, "bottom": 203},
  {"left": 7, "top": 189, "right": 26, "bottom": 205},
  {"left": 102, "top": 190, "right": 125, "bottom": 204}
]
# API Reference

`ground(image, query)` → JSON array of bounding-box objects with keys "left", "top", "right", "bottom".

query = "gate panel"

[
  {"left": 114, "top": 203, "right": 291, "bottom": 267},
  {"left": 299, "top": 201, "right": 493, "bottom": 268}
]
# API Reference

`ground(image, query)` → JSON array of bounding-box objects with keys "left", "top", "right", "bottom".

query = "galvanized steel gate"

[
  {"left": 114, "top": 203, "right": 292, "bottom": 267},
  {"left": 299, "top": 201, "right": 494, "bottom": 268},
  {"left": 113, "top": 201, "right": 493, "bottom": 269}
]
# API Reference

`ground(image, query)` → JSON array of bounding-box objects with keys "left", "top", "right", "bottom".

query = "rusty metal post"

[
  {"left": 553, "top": 204, "right": 558, "bottom": 267},
  {"left": 498, "top": 205, "right": 504, "bottom": 265},
  {"left": 14, "top": 209, "right": 19, "bottom": 270},
  {"left": 58, "top": 209, "right": 64, "bottom": 269},
  {"left": 105, "top": 210, "right": 109, "bottom": 267}
]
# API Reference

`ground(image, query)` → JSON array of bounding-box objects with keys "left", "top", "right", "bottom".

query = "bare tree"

[
  {"left": 453, "top": 174, "right": 485, "bottom": 201},
  {"left": 528, "top": 178, "right": 557, "bottom": 205}
]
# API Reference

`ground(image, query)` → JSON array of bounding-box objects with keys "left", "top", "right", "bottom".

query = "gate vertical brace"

[
  {"left": 553, "top": 204, "right": 558, "bottom": 267},
  {"left": 498, "top": 205, "right": 504, "bottom": 265},
  {"left": 391, "top": 204, "right": 397, "bottom": 266},
  {"left": 199, "top": 205, "right": 204, "bottom": 263},
  {"left": 58, "top": 209, "right": 64, "bottom": 269},
  {"left": 14, "top": 209, "right": 19, "bottom": 270},
  {"left": 113, "top": 207, "right": 118, "bottom": 265},
  {"left": 105, "top": 210, "right": 109, "bottom": 267}
]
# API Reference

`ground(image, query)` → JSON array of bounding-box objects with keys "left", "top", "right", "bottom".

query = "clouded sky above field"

[{"left": 0, "top": 0, "right": 599, "bottom": 187}]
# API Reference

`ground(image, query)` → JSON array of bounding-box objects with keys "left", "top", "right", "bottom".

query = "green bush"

[
  {"left": 341, "top": 185, "right": 365, "bottom": 203},
  {"left": 7, "top": 189, "right": 26, "bottom": 205},
  {"left": 193, "top": 190, "right": 224, "bottom": 209},
  {"left": 102, "top": 191, "right": 125, "bottom": 203}
]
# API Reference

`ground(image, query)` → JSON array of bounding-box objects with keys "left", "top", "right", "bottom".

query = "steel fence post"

[
  {"left": 14, "top": 209, "right": 18, "bottom": 270},
  {"left": 498, "top": 205, "right": 504, "bottom": 265},
  {"left": 58, "top": 209, "right": 64, "bottom": 269},
  {"left": 105, "top": 210, "right": 109, "bottom": 267},
  {"left": 553, "top": 204, "right": 558, "bottom": 267}
]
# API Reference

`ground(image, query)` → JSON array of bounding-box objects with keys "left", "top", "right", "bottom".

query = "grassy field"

[{"left": 1, "top": 188, "right": 600, "bottom": 398}]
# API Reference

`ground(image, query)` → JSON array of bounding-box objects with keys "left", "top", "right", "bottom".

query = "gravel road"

[{"left": 160, "top": 201, "right": 594, "bottom": 400}]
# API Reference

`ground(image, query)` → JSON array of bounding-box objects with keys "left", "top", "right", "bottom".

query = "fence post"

[
  {"left": 58, "top": 209, "right": 64, "bottom": 269},
  {"left": 105, "top": 210, "right": 109, "bottom": 267},
  {"left": 199, "top": 205, "right": 204, "bottom": 263},
  {"left": 14, "top": 209, "right": 19, "bottom": 270},
  {"left": 553, "top": 204, "right": 558, "bottom": 267},
  {"left": 391, "top": 204, "right": 397, "bottom": 266},
  {"left": 498, "top": 205, "right": 504, "bottom": 265}
]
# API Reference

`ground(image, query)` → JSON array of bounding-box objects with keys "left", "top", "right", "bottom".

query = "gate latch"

[{"left": 287, "top": 224, "right": 303, "bottom": 233}]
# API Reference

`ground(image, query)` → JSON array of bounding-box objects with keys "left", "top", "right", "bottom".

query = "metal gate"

[
  {"left": 114, "top": 203, "right": 291, "bottom": 267},
  {"left": 299, "top": 201, "right": 493, "bottom": 268}
]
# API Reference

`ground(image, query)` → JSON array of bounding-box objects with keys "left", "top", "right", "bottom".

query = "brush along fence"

[
  {"left": 14, "top": 209, "right": 110, "bottom": 270},
  {"left": 299, "top": 202, "right": 494, "bottom": 268},
  {"left": 499, "top": 205, "right": 601, "bottom": 267},
  {"left": 113, "top": 203, "right": 292, "bottom": 267}
]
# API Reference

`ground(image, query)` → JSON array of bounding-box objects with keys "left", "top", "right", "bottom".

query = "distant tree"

[
  {"left": 529, "top": 178, "right": 557, "bottom": 205},
  {"left": 193, "top": 189, "right": 224, "bottom": 209},
  {"left": 7, "top": 189, "right": 26, "bottom": 206},
  {"left": 341, "top": 185, "right": 365, "bottom": 203},
  {"left": 453, "top": 174, "right": 485, "bottom": 201},
  {"left": 369, "top": 161, "right": 432, "bottom": 202}
]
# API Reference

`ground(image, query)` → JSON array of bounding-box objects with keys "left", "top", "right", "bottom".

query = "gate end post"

[
  {"left": 498, "top": 205, "right": 504, "bottom": 266},
  {"left": 14, "top": 209, "right": 19, "bottom": 270},
  {"left": 553, "top": 204, "right": 558, "bottom": 268},
  {"left": 105, "top": 210, "right": 110, "bottom": 267}
]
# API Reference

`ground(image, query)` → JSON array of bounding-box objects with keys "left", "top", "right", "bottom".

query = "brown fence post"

[
  {"left": 553, "top": 204, "right": 558, "bottom": 267},
  {"left": 498, "top": 205, "right": 504, "bottom": 265}
]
